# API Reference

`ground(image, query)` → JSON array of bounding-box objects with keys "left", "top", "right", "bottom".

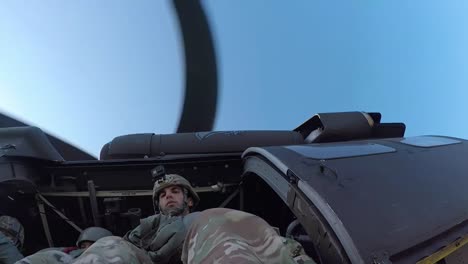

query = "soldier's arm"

[
  {"left": 0, "top": 232, "right": 23, "bottom": 264},
  {"left": 123, "top": 224, "right": 143, "bottom": 246},
  {"left": 146, "top": 212, "right": 200, "bottom": 263},
  {"left": 123, "top": 214, "right": 161, "bottom": 247}
]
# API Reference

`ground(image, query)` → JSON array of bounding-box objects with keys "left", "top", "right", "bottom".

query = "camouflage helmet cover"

[
  {"left": 152, "top": 174, "right": 200, "bottom": 212},
  {"left": 0, "top": 216, "right": 24, "bottom": 249},
  {"left": 76, "top": 227, "right": 113, "bottom": 247}
]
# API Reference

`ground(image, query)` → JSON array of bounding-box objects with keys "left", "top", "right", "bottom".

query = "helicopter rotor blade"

[
  {"left": 0, "top": 112, "right": 96, "bottom": 161},
  {"left": 0, "top": 0, "right": 218, "bottom": 160},
  {"left": 172, "top": 0, "right": 218, "bottom": 133}
]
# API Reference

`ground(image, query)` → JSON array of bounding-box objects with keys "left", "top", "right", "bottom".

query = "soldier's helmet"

[
  {"left": 152, "top": 174, "right": 200, "bottom": 212},
  {"left": 76, "top": 227, "right": 113, "bottom": 247},
  {"left": 0, "top": 216, "right": 24, "bottom": 249}
]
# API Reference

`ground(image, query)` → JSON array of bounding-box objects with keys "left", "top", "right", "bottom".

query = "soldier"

[
  {"left": 0, "top": 216, "right": 24, "bottom": 264},
  {"left": 181, "top": 208, "right": 316, "bottom": 264},
  {"left": 15, "top": 227, "right": 112, "bottom": 264},
  {"left": 76, "top": 227, "right": 114, "bottom": 251},
  {"left": 122, "top": 173, "right": 200, "bottom": 262},
  {"left": 72, "top": 174, "right": 200, "bottom": 264}
]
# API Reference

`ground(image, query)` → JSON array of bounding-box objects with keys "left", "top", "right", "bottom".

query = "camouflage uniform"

[
  {"left": 0, "top": 216, "right": 24, "bottom": 264},
  {"left": 15, "top": 250, "right": 73, "bottom": 264},
  {"left": 0, "top": 216, "right": 24, "bottom": 251},
  {"left": 68, "top": 209, "right": 315, "bottom": 264},
  {"left": 122, "top": 214, "right": 186, "bottom": 263},
  {"left": 15, "top": 227, "right": 112, "bottom": 264},
  {"left": 181, "top": 208, "right": 315, "bottom": 264},
  {"left": 0, "top": 232, "right": 24, "bottom": 264},
  {"left": 71, "top": 236, "right": 152, "bottom": 264}
]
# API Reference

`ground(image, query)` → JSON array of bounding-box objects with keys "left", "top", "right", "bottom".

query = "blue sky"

[{"left": 1, "top": 1, "right": 468, "bottom": 157}]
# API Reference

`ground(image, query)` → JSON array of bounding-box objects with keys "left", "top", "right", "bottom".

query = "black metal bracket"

[{"left": 151, "top": 165, "right": 166, "bottom": 183}]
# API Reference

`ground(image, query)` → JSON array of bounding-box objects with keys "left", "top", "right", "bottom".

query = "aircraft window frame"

[
  {"left": 286, "top": 143, "right": 396, "bottom": 160},
  {"left": 399, "top": 136, "right": 461, "bottom": 147}
]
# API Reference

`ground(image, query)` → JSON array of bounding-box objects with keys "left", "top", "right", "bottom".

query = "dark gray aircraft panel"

[
  {"left": 399, "top": 135, "right": 461, "bottom": 147},
  {"left": 286, "top": 143, "right": 396, "bottom": 160},
  {"left": 244, "top": 137, "right": 468, "bottom": 263},
  {"left": 0, "top": 127, "right": 64, "bottom": 161},
  {"left": 0, "top": 113, "right": 95, "bottom": 161}
]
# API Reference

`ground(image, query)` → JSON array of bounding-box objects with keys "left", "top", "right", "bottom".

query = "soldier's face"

[
  {"left": 80, "top": 241, "right": 93, "bottom": 249},
  {"left": 159, "top": 186, "right": 193, "bottom": 216}
]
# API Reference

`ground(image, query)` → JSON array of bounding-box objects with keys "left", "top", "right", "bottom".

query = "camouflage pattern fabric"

[
  {"left": 14, "top": 250, "right": 73, "bottom": 264},
  {"left": 67, "top": 212, "right": 202, "bottom": 264},
  {"left": 38, "top": 209, "right": 315, "bottom": 264},
  {"left": 123, "top": 214, "right": 160, "bottom": 250},
  {"left": 0, "top": 232, "right": 23, "bottom": 264},
  {"left": 123, "top": 212, "right": 200, "bottom": 263},
  {"left": 0, "top": 216, "right": 25, "bottom": 250},
  {"left": 181, "top": 208, "right": 316, "bottom": 264},
  {"left": 71, "top": 236, "right": 152, "bottom": 264},
  {"left": 36, "top": 248, "right": 81, "bottom": 254},
  {"left": 15, "top": 238, "right": 153, "bottom": 264},
  {"left": 65, "top": 248, "right": 85, "bottom": 259}
]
